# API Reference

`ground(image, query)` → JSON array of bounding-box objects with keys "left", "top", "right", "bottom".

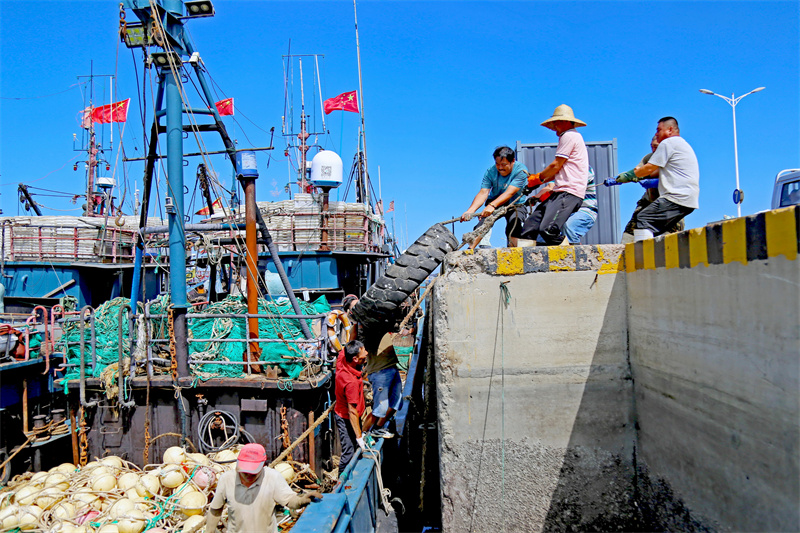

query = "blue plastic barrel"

[{"left": 235, "top": 151, "right": 258, "bottom": 179}]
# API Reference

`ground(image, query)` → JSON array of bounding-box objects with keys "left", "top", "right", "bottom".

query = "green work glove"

[{"left": 615, "top": 169, "right": 639, "bottom": 183}]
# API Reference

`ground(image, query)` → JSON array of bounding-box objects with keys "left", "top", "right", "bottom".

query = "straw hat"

[{"left": 541, "top": 104, "right": 587, "bottom": 130}]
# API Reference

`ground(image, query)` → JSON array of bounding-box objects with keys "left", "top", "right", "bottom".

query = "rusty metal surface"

[{"left": 68, "top": 383, "right": 334, "bottom": 469}]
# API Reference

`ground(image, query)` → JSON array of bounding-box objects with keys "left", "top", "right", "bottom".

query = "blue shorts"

[
  {"left": 368, "top": 367, "right": 403, "bottom": 419},
  {"left": 563, "top": 209, "right": 597, "bottom": 244}
]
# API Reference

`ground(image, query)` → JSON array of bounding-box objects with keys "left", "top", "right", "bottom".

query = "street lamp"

[{"left": 699, "top": 86, "right": 765, "bottom": 217}]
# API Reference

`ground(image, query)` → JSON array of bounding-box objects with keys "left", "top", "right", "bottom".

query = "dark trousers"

[
  {"left": 624, "top": 190, "right": 685, "bottom": 235},
  {"left": 335, "top": 413, "right": 357, "bottom": 475},
  {"left": 520, "top": 191, "right": 582, "bottom": 245},
  {"left": 633, "top": 197, "right": 694, "bottom": 236}
]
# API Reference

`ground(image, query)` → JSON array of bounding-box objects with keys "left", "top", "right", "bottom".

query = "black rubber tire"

[{"left": 351, "top": 223, "right": 459, "bottom": 329}]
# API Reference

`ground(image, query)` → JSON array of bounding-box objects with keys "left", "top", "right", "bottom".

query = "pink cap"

[{"left": 237, "top": 443, "right": 267, "bottom": 474}]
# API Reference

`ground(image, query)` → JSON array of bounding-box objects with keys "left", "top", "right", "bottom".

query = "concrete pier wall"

[
  {"left": 434, "top": 246, "right": 637, "bottom": 531},
  {"left": 626, "top": 209, "right": 800, "bottom": 532},
  {"left": 432, "top": 206, "right": 799, "bottom": 532}
]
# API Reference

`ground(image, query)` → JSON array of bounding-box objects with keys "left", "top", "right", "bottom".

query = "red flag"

[
  {"left": 195, "top": 198, "right": 223, "bottom": 216},
  {"left": 92, "top": 99, "right": 130, "bottom": 124},
  {"left": 387, "top": 200, "right": 394, "bottom": 213},
  {"left": 323, "top": 91, "right": 359, "bottom": 115},
  {"left": 215, "top": 98, "right": 234, "bottom": 116}
]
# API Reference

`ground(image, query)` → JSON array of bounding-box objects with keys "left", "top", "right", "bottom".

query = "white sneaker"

[{"left": 369, "top": 428, "right": 395, "bottom": 439}]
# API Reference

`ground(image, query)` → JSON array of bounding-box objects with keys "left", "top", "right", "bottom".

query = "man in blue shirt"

[{"left": 461, "top": 146, "right": 529, "bottom": 247}]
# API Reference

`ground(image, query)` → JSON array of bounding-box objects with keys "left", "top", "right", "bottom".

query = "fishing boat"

[{"left": 0, "top": 1, "right": 409, "bottom": 531}]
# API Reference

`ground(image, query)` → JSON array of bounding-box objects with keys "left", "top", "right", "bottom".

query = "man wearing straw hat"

[
  {"left": 520, "top": 104, "right": 590, "bottom": 245},
  {"left": 205, "top": 442, "right": 321, "bottom": 533}
]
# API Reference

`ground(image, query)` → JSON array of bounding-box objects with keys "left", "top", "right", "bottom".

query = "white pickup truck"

[{"left": 772, "top": 168, "right": 800, "bottom": 209}]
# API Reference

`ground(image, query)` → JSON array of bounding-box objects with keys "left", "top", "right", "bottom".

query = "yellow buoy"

[
  {"left": 73, "top": 490, "right": 101, "bottom": 512},
  {"left": 163, "top": 446, "right": 187, "bottom": 465},
  {"left": 213, "top": 448, "right": 238, "bottom": 463},
  {"left": 273, "top": 462, "right": 295, "bottom": 483},
  {"left": 29, "top": 471, "right": 48, "bottom": 486},
  {"left": 160, "top": 465, "right": 185, "bottom": 489},
  {"left": 181, "top": 514, "right": 206, "bottom": 533},
  {"left": 18, "top": 505, "right": 42, "bottom": 530},
  {"left": 100, "top": 456, "right": 124, "bottom": 469},
  {"left": 92, "top": 473, "right": 117, "bottom": 492},
  {"left": 35, "top": 487, "right": 64, "bottom": 510},
  {"left": 178, "top": 490, "right": 206, "bottom": 517},
  {"left": 117, "top": 508, "right": 146, "bottom": 533},
  {"left": 14, "top": 485, "right": 38, "bottom": 506},
  {"left": 136, "top": 474, "right": 161, "bottom": 498},
  {"left": 97, "top": 524, "right": 120, "bottom": 533},
  {"left": 51, "top": 500, "right": 76, "bottom": 520},
  {"left": 118, "top": 472, "right": 140, "bottom": 491},
  {"left": 45, "top": 472, "right": 71, "bottom": 491},
  {"left": 0, "top": 504, "right": 20, "bottom": 530},
  {"left": 109, "top": 498, "right": 135, "bottom": 519},
  {"left": 186, "top": 453, "right": 210, "bottom": 466}
]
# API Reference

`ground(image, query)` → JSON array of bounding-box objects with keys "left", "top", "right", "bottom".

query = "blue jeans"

[
  {"left": 563, "top": 209, "right": 597, "bottom": 244},
  {"left": 368, "top": 367, "right": 402, "bottom": 419}
]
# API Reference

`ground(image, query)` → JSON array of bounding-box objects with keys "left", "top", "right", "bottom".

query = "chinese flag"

[
  {"left": 92, "top": 99, "right": 130, "bottom": 124},
  {"left": 387, "top": 200, "right": 394, "bottom": 213},
  {"left": 215, "top": 98, "right": 234, "bottom": 116},
  {"left": 323, "top": 91, "right": 359, "bottom": 115},
  {"left": 196, "top": 198, "right": 223, "bottom": 216}
]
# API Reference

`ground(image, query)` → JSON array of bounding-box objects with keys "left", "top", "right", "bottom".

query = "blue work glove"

[
  {"left": 614, "top": 169, "right": 639, "bottom": 183},
  {"left": 603, "top": 178, "right": 619, "bottom": 187},
  {"left": 639, "top": 178, "right": 659, "bottom": 189}
]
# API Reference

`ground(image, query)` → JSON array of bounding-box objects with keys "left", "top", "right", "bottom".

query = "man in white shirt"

[
  {"left": 205, "top": 443, "right": 321, "bottom": 533},
  {"left": 614, "top": 117, "right": 699, "bottom": 240}
]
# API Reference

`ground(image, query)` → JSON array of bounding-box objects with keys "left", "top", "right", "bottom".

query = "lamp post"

[{"left": 699, "top": 86, "right": 765, "bottom": 218}]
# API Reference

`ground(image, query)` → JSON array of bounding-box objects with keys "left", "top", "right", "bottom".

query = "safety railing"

[
  {"left": 2, "top": 223, "right": 147, "bottom": 263},
  {"left": 55, "top": 305, "right": 330, "bottom": 381}
]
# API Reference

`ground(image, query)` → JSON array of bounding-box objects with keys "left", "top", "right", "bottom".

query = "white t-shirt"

[
  {"left": 210, "top": 468, "right": 300, "bottom": 533},
  {"left": 649, "top": 136, "right": 700, "bottom": 209},
  {"left": 553, "top": 129, "right": 589, "bottom": 199}
]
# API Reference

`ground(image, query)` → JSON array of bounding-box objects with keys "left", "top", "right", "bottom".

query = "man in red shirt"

[{"left": 335, "top": 340, "right": 370, "bottom": 476}]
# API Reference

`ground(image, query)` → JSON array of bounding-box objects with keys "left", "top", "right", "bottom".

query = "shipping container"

[{"left": 516, "top": 140, "right": 620, "bottom": 245}]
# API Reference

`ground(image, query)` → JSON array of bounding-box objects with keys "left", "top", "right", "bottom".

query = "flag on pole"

[
  {"left": 387, "top": 200, "right": 394, "bottom": 213},
  {"left": 195, "top": 198, "right": 224, "bottom": 216},
  {"left": 91, "top": 99, "right": 130, "bottom": 124},
  {"left": 215, "top": 98, "right": 234, "bottom": 116},
  {"left": 323, "top": 91, "right": 359, "bottom": 115}
]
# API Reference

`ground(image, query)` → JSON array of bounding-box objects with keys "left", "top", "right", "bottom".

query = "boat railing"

[
  {"left": 202, "top": 202, "right": 386, "bottom": 253},
  {"left": 55, "top": 306, "right": 329, "bottom": 382},
  {"left": 293, "top": 438, "right": 387, "bottom": 532}
]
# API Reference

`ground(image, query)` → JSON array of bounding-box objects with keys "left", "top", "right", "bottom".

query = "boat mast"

[
  {"left": 353, "top": 0, "right": 369, "bottom": 209},
  {"left": 299, "top": 59, "right": 309, "bottom": 191}
]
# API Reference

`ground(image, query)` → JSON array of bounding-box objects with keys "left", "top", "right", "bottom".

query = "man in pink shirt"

[{"left": 520, "top": 105, "right": 589, "bottom": 245}]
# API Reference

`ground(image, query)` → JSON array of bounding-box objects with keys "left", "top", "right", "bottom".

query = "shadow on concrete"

[{"left": 540, "top": 272, "right": 709, "bottom": 532}]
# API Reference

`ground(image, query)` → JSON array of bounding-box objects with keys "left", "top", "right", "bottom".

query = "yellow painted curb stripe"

[
  {"left": 496, "top": 248, "right": 523, "bottom": 275},
  {"left": 624, "top": 243, "right": 636, "bottom": 273},
  {"left": 689, "top": 227, "right": 708, "bottom": 267},
  {"left": 548, "top": 245, "right": 576, "bottom": 272},
  {"left": 642, "top": 238, "right": 656, "bottom": 270},
  {"left": 664, "top": 233, "right": 679, "bottom": 269},
  {"left": 596, "top": 247, "right": 625, "bottom": 274},
  {"left": 722, "top": 218, "right": 747, "bottom": 265},
  {"left": 765, "top": 207, "right": 798, "bottom": 261}
]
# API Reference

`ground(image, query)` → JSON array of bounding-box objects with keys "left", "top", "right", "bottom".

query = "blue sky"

[{"left": 1, "top": 1, "right": 798, "bottom": 248}]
